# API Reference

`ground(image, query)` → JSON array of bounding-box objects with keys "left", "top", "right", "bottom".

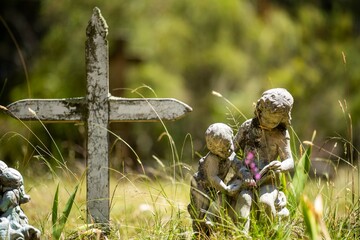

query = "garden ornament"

[{"left": 0, "top": 160, "right": 41, "bottom": 240}]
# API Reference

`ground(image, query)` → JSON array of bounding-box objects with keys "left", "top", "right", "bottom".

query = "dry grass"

[
  {"left": 22, "top": 172, "right": 193, "bottom": 239},
  {"left": 20, "top": 162, "right": 359, "bottom": 239}
]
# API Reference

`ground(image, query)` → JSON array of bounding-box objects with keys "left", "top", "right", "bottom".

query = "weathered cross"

[{"left": 1, "top": 8, "right": 191, "bottom": 224}]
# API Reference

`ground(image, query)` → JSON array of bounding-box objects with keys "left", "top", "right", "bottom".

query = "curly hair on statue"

[
  {"left": 205, "top": 123, "right": 233, "bottom": 159},
  {"left": 255, "top": 88, "right": 294, "bottom": 127}
]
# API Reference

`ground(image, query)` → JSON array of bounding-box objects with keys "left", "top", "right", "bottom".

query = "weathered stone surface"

[
  {"left": 233, "top": 88, "right": 294, "bottom": 223},
  {"left": 188, "top": 89, "right": 295, "bottom": 237},
  {"left": 188, "top": 123, "right": 252, "bottom": 236},
  {"left": 0, "top": 160, "right": 41, "bottom": 240},
  {"left": 5, "top": 98, "right": 84, "bottom": 122},
  {"left": 109, "top": 97, "right": 192, "bottom": 122},
  {"left": 85, "top": 7, "right": 111, "bottom": 224}
]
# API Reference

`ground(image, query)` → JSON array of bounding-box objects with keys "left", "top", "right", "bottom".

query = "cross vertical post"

[{"left": 85, "top": 8, "right": 110, "bottom": 223}]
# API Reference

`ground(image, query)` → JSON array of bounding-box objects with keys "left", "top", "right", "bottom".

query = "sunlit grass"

[
  {"left": 19, "top": 157, "right": 358, "bottom": 239},
  {"left": 12, "top": 115, "right": 358, "bottom": 239},
  {"left": 22, "top": 174, "right": 193, "bottom": 239},
  {"left": 3, "top": 90, "right": 359, "bottom": 239}
]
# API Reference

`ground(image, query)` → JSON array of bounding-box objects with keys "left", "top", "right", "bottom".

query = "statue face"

[
  {"left": 259, "top": 110, "right": 284, "bottom": 130},
  {"left": 205, "top": 123, "right": 234, "bottom": 159},
  {"left": 255, "top": 88, "right": 293, "bottom": 129},
  {"left": 216, "top": 140, "right": 234, "bottom": 159},
  {"left": 207, "top": 136, "right": 234, "bottom": 159}
]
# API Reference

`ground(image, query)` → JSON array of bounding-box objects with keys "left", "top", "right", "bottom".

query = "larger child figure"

[{"left": 234, "top": 88, "right": 294, "bottom": 220}]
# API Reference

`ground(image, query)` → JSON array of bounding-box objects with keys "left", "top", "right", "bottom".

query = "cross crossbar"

[{"left": 5, "top": 97, "right": 191, "bottom": 122}]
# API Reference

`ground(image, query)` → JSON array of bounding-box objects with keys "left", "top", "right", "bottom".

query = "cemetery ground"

[{"left": 18, "top": 133, "right": 359, "bottom": 239}]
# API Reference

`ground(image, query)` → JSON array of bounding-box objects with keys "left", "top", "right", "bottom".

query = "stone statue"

[
  {"left": 187, "top": 123, "right": 255, "bottom": 236},
  {"left": 0, "top": 160, "right": 41, "bottom": 240},
  {"left": 232, "top": 88, "right": 294, "bottom": 226},
  {"left": 188, "top": 88, "right": 294, "bottom": 236}
]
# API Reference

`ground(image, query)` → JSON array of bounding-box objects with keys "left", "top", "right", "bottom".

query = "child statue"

[
  {"left": 233, "top": 88, "right": 294, "bottom": 221},
  {"left": 188, "top": 123, "right": 255, "bottom": 236},
  {"left": 0, "top": 160, "right": 41, "bottom": 240}
]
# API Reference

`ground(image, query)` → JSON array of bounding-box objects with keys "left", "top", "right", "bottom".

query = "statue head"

[
  {"left": 255, "top": 88, "right": 294, "bottom": 129},
  {"left": 205, "top": 123, "right": 234, "bottom": 159},
  {"left": 0, "top": 167, "right": 23, "bottom": 190}
]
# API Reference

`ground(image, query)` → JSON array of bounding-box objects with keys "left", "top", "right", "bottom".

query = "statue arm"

[
  {"left": 0, "top": 191, "right": 16, "bottom": 212},
  {"left": 230, "top": 156, "right": 251, "bottom": 180},
  {"left": 204, "top": 154, "right": 228, "bottom": 193},
  {"left": 278, "top": 130, "right": 294, "bottom": 172},
  {"left": 263, "top": 130, "right": 294, "bottom": 173},
  {"left": 258, "top": 131, "right": 294, "bottom": 175}
]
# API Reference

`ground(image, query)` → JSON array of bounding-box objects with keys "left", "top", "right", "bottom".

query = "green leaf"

[
  {"left": 52, "top": 184, "right": 79, "bottom": 240},
  {"left": 59, "top": 185, "right": 78, "bottom": 228},
  {"left": 292, "top": 143, "right": 312, "bottom": 197},
  {"left": 290, "top": 131, "right": 315, "bottom": 205},
  {"left": 52, "top": 184, "right": 59, "bottom": 238},
  {"left": 301, "top": 196, "right": 321, "bottom": 240}
]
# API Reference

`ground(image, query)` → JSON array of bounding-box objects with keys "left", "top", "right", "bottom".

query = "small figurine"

[
  {"left": 0, "top": 160, "right": 41, "bottom": 240},
  {"left": 234, "top": 88, "right": 294, "bottom": 220},
  {"left": 188, "top": 123, "right": 254, "bottom": 236}
]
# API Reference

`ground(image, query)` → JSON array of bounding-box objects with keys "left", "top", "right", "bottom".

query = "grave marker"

[{"left": 1, "top": 7, "right": 192, "bottom": 224}]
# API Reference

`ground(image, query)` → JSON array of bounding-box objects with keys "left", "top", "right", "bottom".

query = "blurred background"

[{"left": 0, "top": 0, "right": 359, "bottom": 177}]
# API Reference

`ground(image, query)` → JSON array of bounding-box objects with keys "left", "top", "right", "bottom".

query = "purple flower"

[
  {"left": 244, "top": 151, "right": 261, "bottom": 181},
  {"left": 250, "top": 162, "right": 256, "bottom": 169},
  {"left": 247, "top": 151, "right": 254, "bottom": 160}
]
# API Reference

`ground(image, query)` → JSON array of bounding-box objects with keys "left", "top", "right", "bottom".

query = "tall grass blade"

[
  {"left": 301, "top": 195, "right": 321, "bottom": 240},
  {"left": 293, "top": 143, "right": 312, "bottom": 197},
  {"left": 52, "top": 184, "right": 79, "bottom": 240},
  {"left": 52, "top": 183, "right": 60, "bottom": 232},
  {"left": 290, "top": 132, "right": 315, "bottom": 205}
]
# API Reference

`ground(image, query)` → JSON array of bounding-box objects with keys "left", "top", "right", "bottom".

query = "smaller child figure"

[
  {"left": 234, "top": 88, "right": 294, "bottom": 220},
  {"left": 188, "top": 123, "right": 254, "bottom": 236}
]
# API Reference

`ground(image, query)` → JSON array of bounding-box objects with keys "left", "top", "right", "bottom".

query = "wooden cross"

[{"left": 0, "top": 7, "right": 191, "bottom": 224}]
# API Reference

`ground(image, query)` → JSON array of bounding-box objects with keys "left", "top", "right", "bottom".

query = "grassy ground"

[
  {"left": 21, "top": 162, "right": 359, "bottom": 239},
  {"left": 23, "top": 173, "right": 193, "bottom": 239},
  {"left": 6, "top": 112, "right": 360, "bottom": 239}
]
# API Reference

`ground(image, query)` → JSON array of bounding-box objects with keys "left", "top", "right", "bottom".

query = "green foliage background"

[{"left": 1, "top": 0, "right": 360, "bottom": 172}]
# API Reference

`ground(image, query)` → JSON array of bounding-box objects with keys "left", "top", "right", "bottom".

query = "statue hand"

[
  {"left": 226, "top": 181, "right": 241, "bottom": 196},
  {"left": 243, "top": 178, "right": 256, "bottom": 188},
  {"left": 266, "top": 160, "right": 282, "bottom": 172},
  {"left": 241, "top": 171, "right": 252, "bottom": 180}
]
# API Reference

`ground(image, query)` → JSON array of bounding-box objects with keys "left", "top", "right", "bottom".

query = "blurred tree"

[
  {"left": 1, "top": 0, "right": 360, "bottom": 173},
  {"left": 0, "top": 0, "right": 44, "bottom": 104}
]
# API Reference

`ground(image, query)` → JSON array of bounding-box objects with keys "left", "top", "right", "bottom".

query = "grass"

[
  {"left": 21, "top": 165, "right": 358, "bottom": 239},
  {"left": 17, "top": 129, "right": 358, "bottom": 240},
  {"left": 23, "top": 174, "right": 193, "bottom": 239},
  {"left": 1, "top": 91, "right": 359, "bottom": 239}
]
